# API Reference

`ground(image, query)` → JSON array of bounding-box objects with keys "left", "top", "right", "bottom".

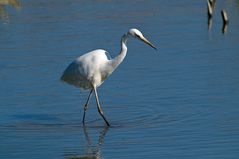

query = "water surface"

[{"left": 1, "top": 0, "right": 239, "bottom": 158}]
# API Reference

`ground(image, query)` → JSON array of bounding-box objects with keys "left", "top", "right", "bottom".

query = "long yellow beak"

[{"left": 140, "top": 36, "right": 157, "bottom": 50}]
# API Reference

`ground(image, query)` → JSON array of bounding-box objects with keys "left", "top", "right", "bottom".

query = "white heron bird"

[{"left": 61, "top": 28, "right": 157, "bottom": 126}]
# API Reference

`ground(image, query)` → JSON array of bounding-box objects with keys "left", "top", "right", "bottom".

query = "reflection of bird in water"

[
  {"left": 0, "top": 0, "right": 21, "bottom": 20},
  {"left": 65, "top": 125, "right": 109, "bottom": 159},
  {"left": 61, "top": 28, "right": 157, "bottom": 126}
]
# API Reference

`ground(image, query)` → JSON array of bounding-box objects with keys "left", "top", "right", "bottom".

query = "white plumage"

[
  {"left": 61, "top": 28, "right": 156, "bottom": 126},
  {"left": 61, "top": 49, "right": 112, "bottom": 89}
]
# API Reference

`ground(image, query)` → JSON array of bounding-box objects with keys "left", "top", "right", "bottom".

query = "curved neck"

[{"left": 110, "top": 34, "right": 128, "bottom": 70}]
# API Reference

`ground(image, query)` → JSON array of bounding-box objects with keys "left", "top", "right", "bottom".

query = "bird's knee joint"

[{"left": 98, "top": 109, "right": 104, "bottom": 115}]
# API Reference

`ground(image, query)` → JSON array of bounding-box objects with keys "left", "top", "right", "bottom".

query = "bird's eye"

[{"left": 135, "top": 34, "right": 140, "bottom": 38}]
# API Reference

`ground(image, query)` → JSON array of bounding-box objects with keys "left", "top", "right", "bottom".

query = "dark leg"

[
  {"left": 82, "top": 89, "right": 93, "bottom": 124},
  {"left": 93, "top": 87, "right": 110, "bottom": 126}
]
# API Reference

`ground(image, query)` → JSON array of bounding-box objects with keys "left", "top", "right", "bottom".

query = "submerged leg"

[
  {"left": 93, "top": 87, "right": 110, "bottom": 126},
  {"left": 82, "top": 89, "right": 93, "bottom": 124}
]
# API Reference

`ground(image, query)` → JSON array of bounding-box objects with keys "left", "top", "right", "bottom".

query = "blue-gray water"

[{"left": 1, "top": 0, "right": 239, "bottom": 158}]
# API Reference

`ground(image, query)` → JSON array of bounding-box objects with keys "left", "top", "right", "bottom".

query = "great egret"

[{"left": 61, "top": 28, "right": 157, "bottom": 126}]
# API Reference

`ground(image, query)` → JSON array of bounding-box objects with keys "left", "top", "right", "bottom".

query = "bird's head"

[{"left": 128, "top": 28, "right": 157, "bottom": 50}]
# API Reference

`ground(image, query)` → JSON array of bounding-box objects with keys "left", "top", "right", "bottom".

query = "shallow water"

[{"left": 1, "top": 0, "right": 239, "bottom": 158}]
